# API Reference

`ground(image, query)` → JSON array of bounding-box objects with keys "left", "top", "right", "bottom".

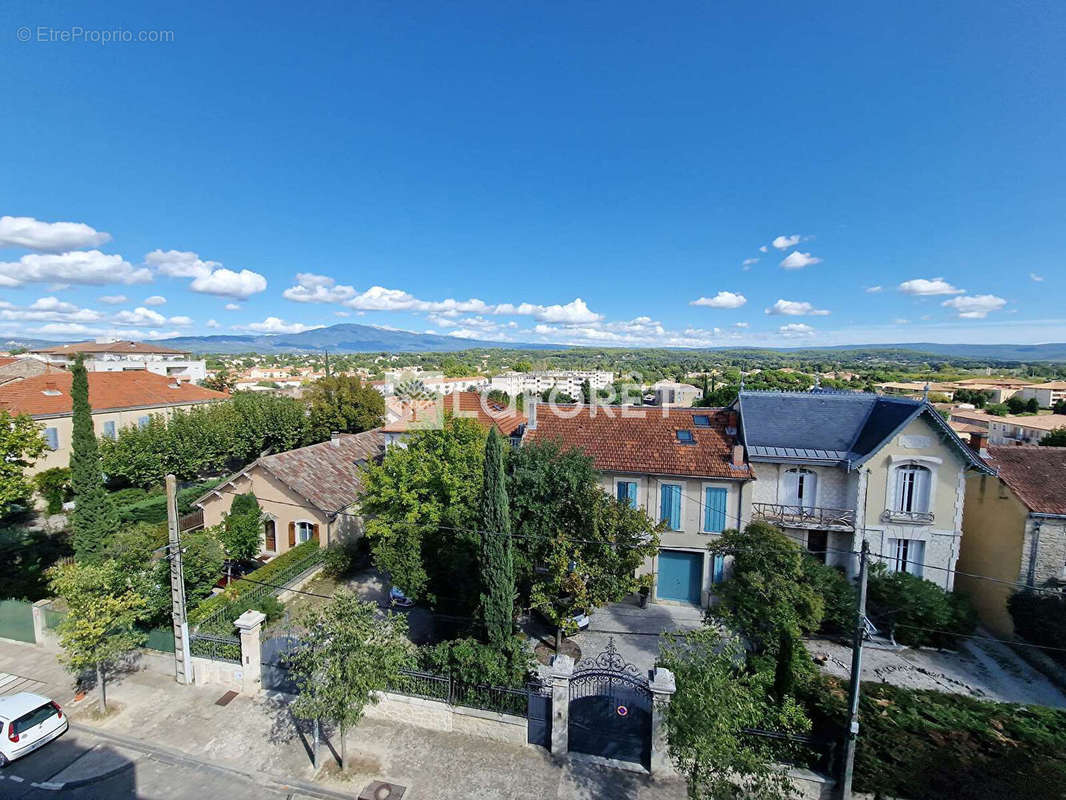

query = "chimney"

[
  {"left": 732, "top": 444, "right": 746, "bottom": 468},
  {"left": 971, "top": 432, "right": 989, "bottom": 459},
  {"left": 527, "top": 396, "right": 538, "bottom": 430},
  {"left": 331, "top": 431, "right": 341, "bottom": 447}
]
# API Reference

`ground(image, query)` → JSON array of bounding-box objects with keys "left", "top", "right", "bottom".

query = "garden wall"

[{"left": 363, "top": 690, "right": 528, "bottom": 746}]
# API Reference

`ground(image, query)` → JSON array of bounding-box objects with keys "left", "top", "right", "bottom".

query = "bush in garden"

[
  {"left": 34, "top": 467, "right": 72, "bottom": 514},
  {"left": 1008, "top": 591, "right": 1066, "bottom": 665},
  {"left": 800, "top": 558, "right": 857, "bottom": 636},
  {"left": 419, "top": 635, "right": 535, "bottom": 688},
  {"left": 254, "top": 595, "right": 285, "bottom": 624},
  {"left": 866, "top": 563, "right": 976, "bottom": 647}
]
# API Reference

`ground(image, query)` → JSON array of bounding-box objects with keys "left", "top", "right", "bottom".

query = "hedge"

[
  {"left": 1008, "top": 590, "right": 1066, "bottom": 667},
  {"left": 112, "top": 479, "right": 222, "bottom": 525},
  {"left": 189, "top": 539, "right": 323, "bottom": 628}
]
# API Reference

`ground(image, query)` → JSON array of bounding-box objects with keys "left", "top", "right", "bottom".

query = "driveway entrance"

[{"left": 657, "top": 550, "right": 703, "bottom": 604}]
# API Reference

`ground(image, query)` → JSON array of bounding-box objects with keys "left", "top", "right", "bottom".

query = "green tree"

[
  {"left": 221, "top": 492, "right": 263, "bottom": 560},
  {"left": 48, "top": 560, "right": 147, "bottom": 713},
  {"left": 479, "top": 428, "right": 515, "bottom": 646},
  {"left": 708, "top": 523, "right": 824, "bottom": 654},
  {"left": 1006, "top": 396, "right": 1028, "bottom": 414},
  {"left": 201, "top": 370, "right": 236, "bottom": 393},
  {"left": 1026, "top": 397, "right": 1040, "bottom": 413},
  {"left": 0, "top": 410, "right": 46, "bottom": 517},
  {"left": 360, "top": 416, "right": 487, "bottom": 608},
  {"left": 69, "top": 357, "right": 117, "bottom": 562},
  {"left": 288, "top": 591, "right": 413, "bottom": 771},
  {"left": 660, "top": 626, "right": 812, "bottom": 800},
  {"left": 580, "top": 378, "right": 592, "bottom": 403},
  {"left": 1040, "top": 427, "right": 1066, "bottom": 447},
  {"left": 306, "top": 375, "right": 386, "bottom": 440},
  {"left": 33, "top": 467, "right": 72, "bottom": 515}
]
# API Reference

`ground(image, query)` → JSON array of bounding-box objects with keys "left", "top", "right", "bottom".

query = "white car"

[{"left": 0, "top": 693, "right": 68, "bottom": 767}]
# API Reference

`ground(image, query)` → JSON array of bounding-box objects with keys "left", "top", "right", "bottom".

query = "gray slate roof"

[
  {"left": 256, "top": 429, "right": 384, "bottom": 514},
  {"left": 736, "top": 390, "right": 990, "bottom": 472}
]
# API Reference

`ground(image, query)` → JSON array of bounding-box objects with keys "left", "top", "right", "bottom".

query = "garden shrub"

[
  {"left": 1008, "top": 590, "right": 1066, "bottom": 666},
  {"left": 33, "top": 468, "right": 72, "bottom": 514},
  {"left": 112, "top": 479, "right": 223, "bottom": 525},
  {"left": 866, "top": 563, "right": 976, "bottom": 647},
  {"left": 254, "top": 595, "right": 285, "bottom": 624},
  {"left": 419, "top": 635, "right": 535, "bottom": 688},
  {"left": 321, "top": 536, "right": 367, "bottom": 578},
  {"left": 800, "top": 558, "right": 856, "bottom": 636}
]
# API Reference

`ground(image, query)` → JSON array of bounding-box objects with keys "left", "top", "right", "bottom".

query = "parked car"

[
  {"left": 0, "top": 693, "right": 68, "bottom": 767},
  {"left": 534, "top": 606, "right": 591, "bottom": 631},
  {"left": 389, "top": 586, "right": 415, "bottom": 608}
]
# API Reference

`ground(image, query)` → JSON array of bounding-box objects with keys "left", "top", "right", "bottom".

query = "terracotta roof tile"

[
  {"left": 985, "top": 446, "right": 1066, "bottom": 515},
  {"left": 0, "top": 371, "right": 227, "bottom": 417},
  {"left": 382, "top": 391, "right": 525, "bottom": 435},
  {"left": 523, "top": 404, "right": 752, "bottom": 480},
  {"left": 258, "top": 429, "right": 384, "bottom": 513}
]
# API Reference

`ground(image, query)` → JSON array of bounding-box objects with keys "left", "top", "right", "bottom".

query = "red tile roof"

[
  {"left": 523, "top": 404, "right": 752, "bottom": 480},
  {"left": 30, "top": 340, "right": 190, "bottom": 356},
  {"left": 985, "top": 446, "right": 1066, "bottom": 515},
  {"left": 382, "top": 391, "right": 525, "bottom": 435},
  {"left": 0, "top": 357, "right": 16, "bottom": 368},
  {"left": 0, "top": 371, "right": 228, "bottom": 417}
]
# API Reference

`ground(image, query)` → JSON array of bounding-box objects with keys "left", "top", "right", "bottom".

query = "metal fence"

[
  {"left": 385, "top": 668, "right": 533, "bottom": 718},
  {"left": 190, "top": 632, "right": 241, "bottom": 663},
  {"left": 0, "top": 599, "right": 35, "bottom": 643}
]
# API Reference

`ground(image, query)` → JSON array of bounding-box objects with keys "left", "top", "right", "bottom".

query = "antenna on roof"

[{"left": 923, "top": 382, "right": 930, "bottom": 402}]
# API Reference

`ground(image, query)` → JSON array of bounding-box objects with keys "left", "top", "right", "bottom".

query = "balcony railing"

[
  {"left": 881, "top": 509, "right": 935, "bottom": 525},
  {"left": 751, "top": 503, "right": 856, "bottom": 531}
]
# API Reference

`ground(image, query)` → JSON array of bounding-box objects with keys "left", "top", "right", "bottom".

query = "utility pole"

[
  {"left": 841, "top": 539, "right": 870, "bottom": 799},
  {"left": 166, "top": 474, "right": 193, "bottom": 685}
]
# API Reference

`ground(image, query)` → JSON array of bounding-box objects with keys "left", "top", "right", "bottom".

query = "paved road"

[{"left": 0, "top": 725, "right": 340, "bottom": 800}]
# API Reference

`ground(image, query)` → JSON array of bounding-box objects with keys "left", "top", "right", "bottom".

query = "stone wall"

[
  {"left": 362, "top": 691, "right": 528, "bottom": 746},
  {"left": 190, "top": 656, "right": 243, "bottom": 691}
]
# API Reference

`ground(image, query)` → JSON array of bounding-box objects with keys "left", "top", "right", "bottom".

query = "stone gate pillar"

[
  {"left": 31, "top": 600, "right": 50, "bottom": 647},
  {"left": 649, "top": 666, "right": 676, "bottom": 776},
  {"left": 549, "top": 654, "right": 574, "bottom": 757},
  {"left": 234, "top": 609, "right": 266, "bottom": 696}
]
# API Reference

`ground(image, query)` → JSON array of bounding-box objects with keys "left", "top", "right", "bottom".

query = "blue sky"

[{"left": 2, "top": 1, "right": 1064, "bottom": 348}]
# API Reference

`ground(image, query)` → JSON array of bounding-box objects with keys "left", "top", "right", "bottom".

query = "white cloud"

[
  {"left": 512, "top": 298, "right": 602, "bottom": 324},
  {"left": 690, "top": 291, "right": 747, "bottom": 309},
  {"left": 283, "top": 273, "right": 357, "bottom": 303},
  {"left": 765, "top": 299, "right": 830, "bottom": 316},
  {"left": 240, "top": 316, "right": 320, "bottom": 334},
  {"left": 206, "top": 319, "right": 220, "bottom": 329},
  {"left": 865, "top": 286, "right": 883, "bottom": 293},
  {"left": 0, "top": 216, "right": 111, "bottom": 251},
  {"left": 334, "top": 311, "right": 350, "bottom": 317},
  {"left": 898, "top": 277, "right": 964, "bottom": 296},
  {"left": 112, "top": 307, "right": 167, "bottom": 326},
  {"left": 99, "top": 294, "right": 128, "bottom": 305},
  {"left": 1030, "top": 272, "right": 1044, "bottom": 282},
  {"left": 734, "top": 322, "right": 750, "bottom": 328},
  {"left": 225, "top": 303, "right": 240, "bottom": 311},
  {"left": 741, "top": 257, "right": 759, "bottom": 266},
  {"left": 145, "top": 249, "right": 220, "bottom": 278},
  {"left": 771, "top": 234, "right": 801, "bottom": 250},
  {"left": 941, "top": 294, "right": 1007, "bottom": 319},
  {"left": 29, "top": 322, "right": 97, "bottom": 336},
  {"left": 143, "top": 295, "right": 167, "bottom": 306},
  {"left": 0, "top": 296, "right": 105, "bottom": 323},
  {"left": 168, "top": 316, "right": 192, "bottom": 326},
  {"left": 190, "top": 267, "right": 267, "bottom": 299},
  {"left": 779, "top": 251, "right": 822, "bottom": 270},
  {"left": 779, "top": 323, "right": 815, "bottom": 337},
  {"left": 0, "top": 250, "right": 152, "bottom": 286},
  {"left": 759, "top": 245, "right": 768, "bottom": 253}
]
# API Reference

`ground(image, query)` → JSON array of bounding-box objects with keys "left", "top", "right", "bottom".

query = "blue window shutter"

[
  {"left": 661, "top": 485, "right": 680, "bottom": 529},
  {"left": 625, "top": 482, "right": 637, "bottom": 509},
  {"left": 660, "top": 485, "right": 671, "bottom": 526},
  {"left": 711, "top": 554, "right": 725, "bottom": 584},
  {"left": 704, "top": 488, "right": 727, "bottom": 532},
  {"left": 617, "top": 482, "right": 627, "bottom": 502}
]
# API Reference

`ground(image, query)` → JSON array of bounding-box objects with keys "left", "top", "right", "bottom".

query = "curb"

[
  {"left": 67, "top": 722, "right": 359, "bottom": 800},
  {"left": 31, "top": 757, "right": 134, "bottom": 792}
]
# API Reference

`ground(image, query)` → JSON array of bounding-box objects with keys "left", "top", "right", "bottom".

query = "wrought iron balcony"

[
  {"left": 751, "top": 502, "right": 856, "bottom": 531},
  {"left": 881, "top": 509, "right": 935, "bottom": 525}
]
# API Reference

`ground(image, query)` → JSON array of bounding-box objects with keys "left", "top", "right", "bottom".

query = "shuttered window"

[
  {"left": 783, "top": 468, "right": 817, "bottom": 511},
  {"left": 894, "top": 465, "right": 931, "bottom": 513},
  {"left": 710, "top": 554, "right": 726, "bottom": 584},
  {"left": 43, "top": 427, "right": 59, "bottom": 450},
  {"left": 617, "top": 481, "right": 638, "bottom": 509},
  {"left": 660, "top": 484, "right": 682, "bottom": 530},
  {"left": 703, "top": 487, "right": 728, "bottom": 533}
]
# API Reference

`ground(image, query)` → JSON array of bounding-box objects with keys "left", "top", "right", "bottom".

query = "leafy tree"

[
  {"left": 866, "top": 563, "right": 976, "bottom": 647},
  {"left": 1053, "top": 399, "right": 1066, "bottom": 415},
  {"left": 580, "top": 378, "right": 592, "bottom": 403},
  {"left": 953, "top": 388, "right": 991, "bottom": 408},
  {"left": 69, "top": 357, "right": 118, "bottom": 562},
  {"left": 360, "top": 416, "right": 487, "bottom": 608},
  {"left": 984, "top": 403, "right": 1010, "bottom": 417},
  {"left": 33, "top": 467, "right": 72, "bottom": 515},
  {"left": 1040, "top": 427, "right": 1066, "bottom": 447},
  {"left": 660, "top": 626, "right": 812, "bottom": 800},
  {"left": 420, "top": 635, "right": 534, "bottom": 688},
  {"left": 305, "top": 375, "right": 385, "bottom": 440},
  {"left": 1005, "top": 396, "right": 1028, "bottom": 414},
  {"left": 479, "top": 428, "right": 514, "bottom": 646},
  {"left": 708, "top": 523, "right": 825, "bottom": 654},
  {"left": 222, "top": 391, "right": 310, "bottom": 463},
  {"left": 201, "top": 370, "right": 236, "bottom": 392},
  {"left": 48, "top": 560, "right": 147, "bottom": 713},
  {"left": 221, "top": 492, "right": 263, "bottom": 560},
  {"left": 1026, "top": 397, "right": 1040, "bottom": 413},
  {"left": 288, "top": 591, "right": 414, "bottom": 771},
  {"left": 0, "top": 410, "right": 46, "bottom": 517}
]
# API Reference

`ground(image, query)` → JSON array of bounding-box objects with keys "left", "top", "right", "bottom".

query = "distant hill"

[
  {"left": 159, "top": 323, "right": 560, "bottom": 354},
  {"left": 806, "top": 342, "right": 1066, "bottom": 362}
]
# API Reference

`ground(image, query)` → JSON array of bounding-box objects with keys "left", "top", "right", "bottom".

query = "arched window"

[
  {"left": 783, "top": 468, "right": 817, "bottom": 511},
  {"left": 894, "top": 464, "right": 931, "bottom": 513}
]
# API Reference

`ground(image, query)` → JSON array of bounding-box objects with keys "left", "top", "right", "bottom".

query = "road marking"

[
  {"left": 9, "top": 775, "right": 24, "bottom": 782},
  {"left": 0, "top": 671, "right": 49, "bottom": 698}
]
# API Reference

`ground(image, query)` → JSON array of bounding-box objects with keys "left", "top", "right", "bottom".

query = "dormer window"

[
  {"left": 676, "top": 430, "right": 695, "bottom": 445},
  {"left": 693, "top": 414, "right": 711, "bottom": 428},
  {"left": 41, "top": 389, "right": 62, "bottom": 396}
]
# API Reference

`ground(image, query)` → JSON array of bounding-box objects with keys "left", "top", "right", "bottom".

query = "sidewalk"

[{"left": 0, "top": 640, "right": 687, "bottom": 799}]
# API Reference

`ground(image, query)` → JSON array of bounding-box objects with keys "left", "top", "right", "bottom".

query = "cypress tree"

[
  {"left": 69, "top": 356, "right": 117, "bottom": 562},
  {"left": 479, "top": 427, "right": 514, "bottom": 647}
]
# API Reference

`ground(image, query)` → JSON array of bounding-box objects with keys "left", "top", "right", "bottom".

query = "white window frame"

[
  {"left": 102, "top": 420, "right": 117, "bottom": 440},
  {"left": 659, "top": 481, "right": 684, "bottom": 532},
  {"left": 886, "top": 537, "right": 925, "bottom": 577},
  {"left": 886, "top": 455, "right": 940, "bottom": 517},
  {"left": 295, "top": 520, "right": 315, "bottom": 544}
]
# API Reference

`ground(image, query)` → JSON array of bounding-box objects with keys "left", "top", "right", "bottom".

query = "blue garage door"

[{"left": 657, "top": 551, "right": 703, "bottom": 604}]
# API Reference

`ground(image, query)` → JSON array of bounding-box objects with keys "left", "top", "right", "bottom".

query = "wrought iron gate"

[
  {"left": 527, "top": 681, "right": 551, "bottom": 749},
  {"left": 568, "top": 639, "right": 651, "bottom": 767}
]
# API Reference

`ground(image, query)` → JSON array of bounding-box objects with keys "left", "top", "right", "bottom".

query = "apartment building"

[
  {"left": 375, "top": 371, "right": 489, "bottom": 397},
  {"left": 736, "top": 390, "right": 993, "bottom": 589},
  {"left": 1017, "top": 381, "right": 1066, "bottom": 408},
  {"left": 949, "top": 409, "right": 1066, "bottom": 446},
  {"left": 29, "top": 340, "right": 207, "bottom": 382},
  {"left": 489, "top": 370, "right": 613, "bottom": 400}
]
